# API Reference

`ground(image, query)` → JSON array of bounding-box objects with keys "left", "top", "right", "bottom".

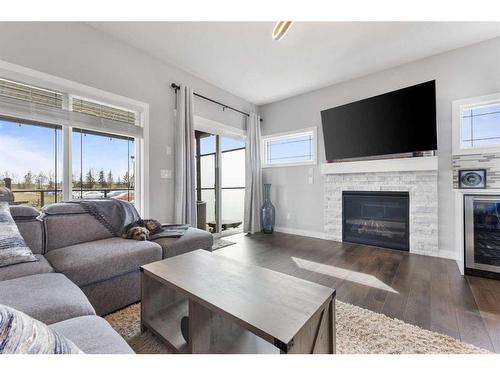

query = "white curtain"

[
  {"left": 244, "top": 113, "right": 263, "bottom": 233},
  {"left": 174, "top": 85, "right": 197, "bottom": 226}
]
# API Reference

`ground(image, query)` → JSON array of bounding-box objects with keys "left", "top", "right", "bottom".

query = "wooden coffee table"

[{"left": 140, "top": 250, "right": 336, "bottom": 354}]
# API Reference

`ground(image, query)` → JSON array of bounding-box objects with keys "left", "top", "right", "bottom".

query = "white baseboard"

[
  {"left": 274, "top": 226, "right": 329, "bottom": 240},
  {"left": 274, "top": 226, "right": 457, "bottom": 261},
  {"left": 410, "top": 248, "right": 456, "bottom": 260}
]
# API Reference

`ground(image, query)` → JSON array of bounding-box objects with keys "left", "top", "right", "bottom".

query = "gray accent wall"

[
  {"left": 258, "top": 36, "right": 500, "bottom": 257},
  {"left": 0, "top": 22, "right": 254, "bottom": 223}
]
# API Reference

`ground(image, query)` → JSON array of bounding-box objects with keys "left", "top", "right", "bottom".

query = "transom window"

[
  {"left": 461, "top": 102, "right": 500, "bottom": 149},
  {"left": 0, "top": 78, "right": 63, "bottom": 108},
  {"left": 72, "top": 97, "right": 137, "bottom": 125},
  {"left": 262, "top": 128, "right": 317, "bottom": 167}
]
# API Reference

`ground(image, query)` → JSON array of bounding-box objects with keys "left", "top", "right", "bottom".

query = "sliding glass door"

[
  {"left": 195, "top": 131, "right": 245, "bottom": 237},
  {"left": 196, "top": 132, "right": 217, "bottom": 232},
  {"left": 220, "top": 137, "right": 245, "bottom": 236}
]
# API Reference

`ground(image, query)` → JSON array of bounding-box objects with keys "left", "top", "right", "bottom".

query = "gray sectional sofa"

[{"left": 0, "top": 202, "right": 213, "bottom": 354}]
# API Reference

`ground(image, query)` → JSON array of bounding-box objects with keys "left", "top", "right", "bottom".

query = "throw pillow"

[
  {"left": 0, "top": 304, "right": 83, "bottom": 354},
  {"left": 0, "top": 202, "right": 38, "bottom": 267}
]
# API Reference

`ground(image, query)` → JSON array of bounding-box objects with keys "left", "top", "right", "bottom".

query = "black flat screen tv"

[{"left": 321, "top": 80, "right": 437, "bottom": 161}]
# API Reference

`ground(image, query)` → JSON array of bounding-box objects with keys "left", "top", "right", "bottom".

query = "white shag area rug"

[
  {"left": 105, "top": 301, "right": 489, "bottom": 354},
  {"left": 211, "top": 238, "right": 236, "bottom": 251}
]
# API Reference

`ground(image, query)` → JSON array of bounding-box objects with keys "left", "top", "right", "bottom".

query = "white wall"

[
  {"left": 258, "top": 37, "right": 500, "bottom": 257},
  {"left": 0, "top": 22, "right": 254, "bottom": 222}
]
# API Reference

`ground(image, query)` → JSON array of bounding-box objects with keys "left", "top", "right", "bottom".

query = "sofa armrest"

[
  {"left": 9, "top": 205, "right": 40, "bottom": 220},
  {"left": 15, "top": 219, "right": 45, "bottom": 254},
  {"left": 8, "top": 205, "right": 44, "bottom": 254}
]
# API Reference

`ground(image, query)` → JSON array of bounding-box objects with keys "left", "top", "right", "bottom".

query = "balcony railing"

[
  {"left": 200, "top": 186, "right": 245, "bottom": 233},
  {"left": 11, "top": 188, "right": 134, "bottom": 209}
]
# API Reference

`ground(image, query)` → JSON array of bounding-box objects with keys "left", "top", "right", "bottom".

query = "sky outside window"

[
  {"left": 0, "top": 119, "right": 61, "bottom": 185},
  {"left": 462, "top": 103, "right": 500, "bottom": 148}
]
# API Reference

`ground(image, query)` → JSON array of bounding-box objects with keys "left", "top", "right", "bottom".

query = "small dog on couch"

[{"left": 122, "top": 219, "right": 162, "bottom": 241}]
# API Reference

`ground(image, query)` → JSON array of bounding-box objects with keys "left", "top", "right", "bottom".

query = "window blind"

[
  {"left": 72, "top": 98, "right": 136, "bottom": 125},
  {"left": 0, "top": 78, "right": 63, "bottom": 108},
  {"left": 0, "top": 79, "right": 143, "bottom": 139}
]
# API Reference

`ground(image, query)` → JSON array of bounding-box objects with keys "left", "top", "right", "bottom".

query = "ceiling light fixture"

[{"left": 272, "top": 21, "right": 293, "bottom": 41}]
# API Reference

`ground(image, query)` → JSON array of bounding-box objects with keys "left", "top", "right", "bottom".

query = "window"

[
  {"left": 453, "top": 93, "right": 500, "bottom": 155},
  {"left": 0, "top": 118, "right": 62, "bottom": 208},
  {"left": 0, "top": 78, "right": 63, "bottom": 108},
  {"left": 0, "top": 74, "right": 146, "bottom": 213},
  {"left": 72, "top": 97, "right": 137, "bottom": 125},
  {"left": 72, "top": 129, "right": 135, "bottom": 203},
  {"left": 262, "top": 127, "right": 317, "bottom": 167},
  {"left": 461, "top": 103, "right": 500, "bottom": 149}
]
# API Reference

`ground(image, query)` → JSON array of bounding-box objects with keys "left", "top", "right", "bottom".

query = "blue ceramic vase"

[{"left": 261, "top": 184, "right": 275, "bottom": 234}]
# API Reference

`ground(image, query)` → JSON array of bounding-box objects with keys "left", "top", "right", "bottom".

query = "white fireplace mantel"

[{"left": 320, "top": 156, "right": 438, "bottom": 174}]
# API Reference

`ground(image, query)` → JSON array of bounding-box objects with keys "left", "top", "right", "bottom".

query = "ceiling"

[{"left": 89, "top": 22, "right": 500, "bottom": 105}]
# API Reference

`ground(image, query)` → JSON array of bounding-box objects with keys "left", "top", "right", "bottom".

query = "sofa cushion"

[
  {"left": 151, "top": 227, "right": 213, "bottom": 258},
  {"left": 50, "top": 315, "right": 134, "bottom": 354},
  {"left": 82, "top": 271, "right": 141, "bottom": 316},
  {"left": 0, "top": 202, "right": 38, "bottom": 267},
  {"left": 45, "top": 237, "right": 162, "bottom": 287},
  {"left": 0, "top": 254, "right": 53, "bottom": 282},
  {"left": 0, "top": 273, "right": 95, "bottom": 325},
  {"left": 42, "top": 203, "right": 112, "bottom": 251},
  {"left": 0, "top": 304, "right": 82, "bottom": 354}
]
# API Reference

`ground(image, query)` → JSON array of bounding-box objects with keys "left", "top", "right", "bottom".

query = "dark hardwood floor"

[{"left": 216, "top": 232, "right": 500, "bottom": 353}]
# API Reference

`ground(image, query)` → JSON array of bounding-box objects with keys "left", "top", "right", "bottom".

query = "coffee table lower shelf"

[
  {"left": 141, "top": 299, "right": 190, "bottom": 354},
  {"left": 141, "top": 297, "right": 279, "bottom": 354}
]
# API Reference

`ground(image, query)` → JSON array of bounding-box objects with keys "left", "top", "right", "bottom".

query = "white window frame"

[
  {"left": 261, "top": 127, "right": 317, "bottom": 168},
  {"left": 452, "top": 92, "right": 500, "bottom": 156},
  {"left": 0, "top": 59, "right": 150, "bottom": 216}
]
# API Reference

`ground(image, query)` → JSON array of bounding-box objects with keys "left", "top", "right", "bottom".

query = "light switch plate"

[
  {"left": 160, "top": 169, "right": 172, "bottom": 179},
  {"left": 166, "top": 146, "right": 172, "bottom": 155}
]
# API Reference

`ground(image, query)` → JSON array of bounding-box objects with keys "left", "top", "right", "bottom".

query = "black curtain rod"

[{"left": 171, "top": 83, "right": 262, "bottom": 122}]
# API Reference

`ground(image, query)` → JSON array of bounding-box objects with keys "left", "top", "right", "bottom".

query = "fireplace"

[{"left": 342, "top": 191, "right": 409, "bottom": 251}]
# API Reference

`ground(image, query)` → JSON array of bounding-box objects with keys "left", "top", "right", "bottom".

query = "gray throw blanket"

[
  {"left": 148, "top": 224, "right": 190, "bottom": 240},
  {"left": 68, "top": 199, "right": 189, "bottom": 239},
  {"left": 68, "top": 199, "right": 141, "bottom": 237}
]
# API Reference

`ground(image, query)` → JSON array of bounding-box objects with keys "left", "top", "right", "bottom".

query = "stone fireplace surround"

[{"left": 324, "top": 169, "right": 439, "bottom": 256}]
